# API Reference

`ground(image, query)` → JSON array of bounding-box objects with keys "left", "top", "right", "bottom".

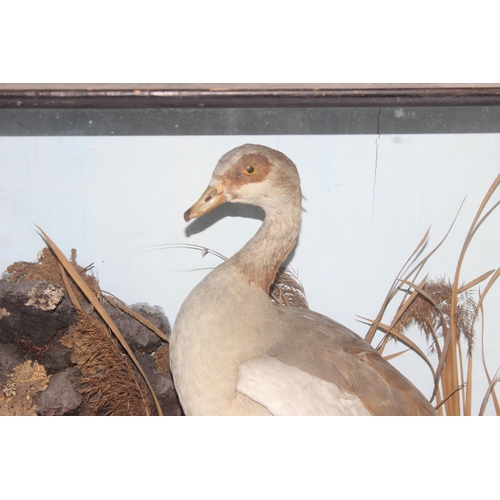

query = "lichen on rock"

[
  {"left": 0, "top": 360, "right": 51, "bottom": 416},
  {"left": 24, "top": 282, "right": 65, "bottom": 311}
]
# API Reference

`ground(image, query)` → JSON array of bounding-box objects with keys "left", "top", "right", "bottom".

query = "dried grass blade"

[
  {"left": 104, "top": 294, "right": 169, "bottom": 342},
  {"left": 358, "top": 316, "right": 435, "bottom": 377},
  {"left": 383, "top": 349, "right": 411, "bottom": 361},
  {"left": 59, "top": 263, "right": 83, "bottom": 313},
  {"left": 140, "top": 242, "right": 228, "bottom": 262},
  {"left": 478, "top": 299, "right": 500, "bottom": 415},
  {"left": 449, "top": 174, "right": 500, "bottom": 415},
  {"left": 396, "top": 278, "right": 448, "bottom": 360},
  {"left": 404, "top": 200, "right": 465, "bottom": 282},
  {"left": 391, "top": 276, "right": 429, "bottom": 326},
  {"left": 404, "top": 226, "right": 433, "bottom": 268},
  {"left": 473, "top": 268, "right": 500, "bottom": 320},
  {"left": 375, "top": 333, "right": 391, "bottom": 355},
  {"left": 466, "top": 174, "right": 500, "bottom": 244},
  {"left": 371, "top": 276, "right": 428, "bottom": 354},
  {"left": 434, "top": 383, "right": 466, "bottom": 411},
  {"left": 464, "top": 350, "right": 474, "bottom": 416},
  {"left": 394, "top": 204, "right": 463, "bottom": 411},
  {"left": 479, "top": 365, "right": 500, "bottom": 416},
  {"left": 396, "top": 278, "right": 454, "bottom": 403},
  {"left": 389, "top": 276, "right": 444, "bottom": 360},
  {"left": 458, "top": 270, "right": 495, "bottom": 294},
  {"left": 364, "top": 228, "right": 431, "bottom": 344},
  {"left": 35, "top": 225, "right": 163, "bottom": 416},
  {"left": 467, "top": 200, "right": 500, "bottom": 245}
]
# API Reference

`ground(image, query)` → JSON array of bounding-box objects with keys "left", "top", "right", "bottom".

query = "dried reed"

[{"left": 363, "top": 173, "right": 500, "bottom": 416}]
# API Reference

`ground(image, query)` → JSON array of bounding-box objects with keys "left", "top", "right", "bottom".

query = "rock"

[
  {"left": 0, "top": 281, "right": 74, "bottom": 346},
  {"left": 0, "top": 343, "right": 25, "bottom": 385},
  {"left": 40, "top": 337, "right": 73, "bottom": 375},
  {"left": 0, "top": 271, "right": 181, "bottom": 415},
  {"left": 134, "top": 351, "right": 183, "bottom": 416},
  {"left": 34, "top": 367, "right": 83, "bottom": 416},
  {"left": 130, "top": 303, "right": 171, "bottom": 338},
  {"left": 103, "top": 302, "right": 169, "bottom": 353}
]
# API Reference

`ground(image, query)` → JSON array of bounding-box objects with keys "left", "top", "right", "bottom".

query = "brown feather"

[{"left": 270, "top": 306, "right": 436, "bottom": 415}]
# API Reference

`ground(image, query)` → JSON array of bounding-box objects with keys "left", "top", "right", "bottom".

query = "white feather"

[{"left": 237, "top": 356, "right": 371, "bottom": 416}]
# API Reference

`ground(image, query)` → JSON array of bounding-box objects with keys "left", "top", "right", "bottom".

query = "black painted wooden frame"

[{"left": 1, "top": 85, "right": 500, "bottom": 109}]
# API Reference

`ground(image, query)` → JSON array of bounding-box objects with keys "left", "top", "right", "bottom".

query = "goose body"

[{"left": 170, "top": 144, "right": 436, "bottom": 416}]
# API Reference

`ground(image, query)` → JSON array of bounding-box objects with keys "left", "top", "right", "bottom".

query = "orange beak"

[{"left": 184, "top": 183, "right": 227, "bottom": 222}]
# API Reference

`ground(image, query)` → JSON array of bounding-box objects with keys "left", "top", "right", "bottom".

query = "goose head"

[{"left": 184, "top": 144, "right": 303, "bottom": 222}]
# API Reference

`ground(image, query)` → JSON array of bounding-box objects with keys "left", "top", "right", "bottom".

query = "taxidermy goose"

[{"left": 170, "top": 144, "right": 436, "bottom": 416}]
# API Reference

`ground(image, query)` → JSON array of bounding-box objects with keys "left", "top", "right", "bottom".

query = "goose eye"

[{"left": 245, "top": 165, "right": 256, "bottom": 175}]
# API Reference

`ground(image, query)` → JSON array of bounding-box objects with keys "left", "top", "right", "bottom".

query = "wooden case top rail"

[{"left": 1, "top": 84, "right": 500, "bottom": 108}]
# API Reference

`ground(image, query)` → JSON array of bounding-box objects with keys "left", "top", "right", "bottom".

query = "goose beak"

[{"left": 184, "top": 183, "right": 227, "bottom": 222}]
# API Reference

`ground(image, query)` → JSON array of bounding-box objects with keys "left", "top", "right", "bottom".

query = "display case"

[{"left": 1, "top": 84, "right": 499, "bottom": 415}]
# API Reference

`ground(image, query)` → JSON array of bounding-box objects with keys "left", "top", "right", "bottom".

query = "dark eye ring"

[{"left": 246, "top": 165, "right": 255, "bottom": 175}]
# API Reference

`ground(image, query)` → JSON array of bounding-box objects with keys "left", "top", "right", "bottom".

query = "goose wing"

[{"left": 237, "top": 306, "right": 436, "bottom": 416}]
